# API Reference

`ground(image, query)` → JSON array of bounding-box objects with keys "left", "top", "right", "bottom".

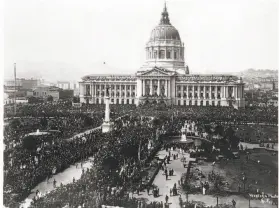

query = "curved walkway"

[{"left": 20, "top": 157, "right": 94, "bottom": 208}]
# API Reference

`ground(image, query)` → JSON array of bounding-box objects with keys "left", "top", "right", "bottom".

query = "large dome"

[
  {"left": 150, "top": 25, "right": 180, "bottom": 41},
  {"left": 149, "top": 3, "right": 181, "bottom": 41}
]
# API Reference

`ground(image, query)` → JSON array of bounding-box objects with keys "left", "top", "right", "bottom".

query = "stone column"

[
  {"left": 143, "top": 80, "right": 145, "bottom": 96},
  {"left": 198, "top": 85, "right": 201, "bottom": 99},
  {"left": 209, "top": 85, "right": 212, "bottom": 99},
  {"left": 94, "top": 84, "right": 96, "bottom": 97},
  {"left": 164, "top": 79, "right": 167, "bottom": 97},
  {"left": 150, "top": 79, "right": 153, "bottom": 95},
  {"left": 125, "top": 85, "right": 127, "bottom": 98},
  {"left": 215, "top": 85, "right": 218, "bottom": 99},
  {"left": 157, "top": 79, "right": 160, "bottom": 96},
  {"left": 168, "top": 80, "right": 171, "bottom": 98}
]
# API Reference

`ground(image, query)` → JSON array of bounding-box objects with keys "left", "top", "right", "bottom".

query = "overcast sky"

[{"left": 4, "top": 0, "right": 278, "bottom": 81}]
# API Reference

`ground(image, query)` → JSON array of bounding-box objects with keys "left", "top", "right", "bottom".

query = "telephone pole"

[{"left": 14, "top": 63, "right": 17, "bottom": 116}]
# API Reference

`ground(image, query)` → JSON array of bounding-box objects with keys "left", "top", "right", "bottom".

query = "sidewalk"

[{"left": 20, "top": 157, "right": 94, "bottom": 208}]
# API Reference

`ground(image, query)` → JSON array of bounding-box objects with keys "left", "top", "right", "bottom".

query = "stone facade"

[{"left": 79, "top": 3, "right": 245, "bottom": 108}]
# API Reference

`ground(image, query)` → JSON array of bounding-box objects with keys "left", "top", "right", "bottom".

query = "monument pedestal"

[{"left": 102, "top": 121, "right": 112, "bottom": 133}]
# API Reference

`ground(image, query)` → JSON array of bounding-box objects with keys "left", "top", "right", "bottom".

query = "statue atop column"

[{"left": 106, "top": 86, "right": 110, "bottom": 97}]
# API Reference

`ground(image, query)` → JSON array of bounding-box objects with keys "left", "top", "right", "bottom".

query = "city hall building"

[{"left": 79, "top": 4, "right": 245, "bottom": 108}]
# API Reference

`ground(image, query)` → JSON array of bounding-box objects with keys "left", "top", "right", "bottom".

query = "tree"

[
  {"left": 22, "top": 135, "right": 38, "bottom": 151},
  {"left": 40, "top": 117, "right": 48, "bottom": 129},
  {"left": 47, "top": 95, "right": 53, "bottom": 102},
  {"left": 224, "top": 127, "right": 240, "bottom": 149},
  {"left": 10, "top": 118, "right": 21, "bottom": 129},
  {"left": 212, "top": 174, "right": 226, "bottom": 207},
  {"left": 73, "top": 96, "right": 80, "bottom": 103},
  {"left": 214, "top": 125, "right": 224, "bottom": 136},
  {"left": 28, "top": 96, "right": 40, "bottom": 104}
]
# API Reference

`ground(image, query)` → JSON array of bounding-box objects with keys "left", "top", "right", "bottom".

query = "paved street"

[{"left": 134, "top": 149, "right": 277, "bottom": 208}]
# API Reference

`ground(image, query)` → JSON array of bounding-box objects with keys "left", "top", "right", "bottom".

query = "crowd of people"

[
  {"left": 27, "top": 115, "right": 163, "bottom": 208},
  {"left": 3, "top": 100, "right": 278, "bottom": 207}
]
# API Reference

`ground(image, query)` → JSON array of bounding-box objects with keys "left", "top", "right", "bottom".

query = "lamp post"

[{"left": 242, "top": 173, "right": 247, "bottom": 192}]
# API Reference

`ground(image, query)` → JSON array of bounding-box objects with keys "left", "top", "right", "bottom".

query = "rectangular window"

[
  {"left": 127, "top": 99, "right": 129, "bottom": 104},
  {"left": 195, "top": 100, "right": 198, "bottom": 106},
  {"left": 189, "top": 100, "right": 192, "bottom": 106},
  {"left": 174, "top": 51, "right": 177, "bottom": 59},
  {"left": 200, "top": 101, "right": 203, "bottom": 106},
  {"left": 206, "top": 101, "right": 209, "bottom": 106},
  {"left": 111, "top": 99, "right": 114, "bottom": 104},
  {"left": 178, "top": 100, "right": 180, "bottom": 106},
  {"left": 132, "top": 99, "right": 134, "bottom": 104},
  {"left": 167, "top": 51, "right": 171, "bottom": 59},
  {"left": 217, "top": 86, "right": 221, "bottom": 91},
  {"left": 184, "top": 100, "right": 186, "bottom": 105},
  {"left": 212, "top": 101, "right": 215, "bottom": 106},
  {"left": 159, "top": 50, "right": 165, "bottom": 59},
  {"left": 194, "top": 86, "right": 197, "bottom": 91},
  {"left": 200, "top": 86, "right": 204, "bottom": 91}
]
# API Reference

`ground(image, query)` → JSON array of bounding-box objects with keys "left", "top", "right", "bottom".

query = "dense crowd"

[
  {"left": 3, "top": 100, "right": 278, "bottom": 207},
  {"left": 28, "top": 115, "right": 161, "bottom": 208}
]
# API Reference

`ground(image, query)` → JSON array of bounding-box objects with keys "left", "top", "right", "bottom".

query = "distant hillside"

[{"left": 238, "top": 68, "right": 278, "bottom": 80}]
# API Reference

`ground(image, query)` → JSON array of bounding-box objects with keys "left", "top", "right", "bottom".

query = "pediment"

[{"left": 140, "top": 67, "right": 174, "bottom": 76}]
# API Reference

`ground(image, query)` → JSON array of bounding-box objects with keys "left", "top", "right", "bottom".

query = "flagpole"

[{"left": 14, "top": 63, "right": 17, "bottom": 116}]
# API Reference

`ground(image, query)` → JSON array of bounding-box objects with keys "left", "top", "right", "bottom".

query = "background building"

[{"left": 79, "top": 4, "right": 245, "bottom": 108}]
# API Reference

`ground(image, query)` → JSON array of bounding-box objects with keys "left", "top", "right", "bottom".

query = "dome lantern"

[{"left": 160, "top": 2, "right": 171, "bottom": 25}]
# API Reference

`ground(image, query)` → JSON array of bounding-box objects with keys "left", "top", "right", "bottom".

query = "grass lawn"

[
  {"left": 234, "top": 125, "right": 278, "bottom": 143},
  {"left": 192, "top": 148, "right": 277, "bottom": 196},
  {"left": 216, "top": 154, "right": 277, "bottom": 195}
]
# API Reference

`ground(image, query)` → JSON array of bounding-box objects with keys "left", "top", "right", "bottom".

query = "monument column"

[{"left": 102, "top": 93, "right": 112, "bottom": 133}]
